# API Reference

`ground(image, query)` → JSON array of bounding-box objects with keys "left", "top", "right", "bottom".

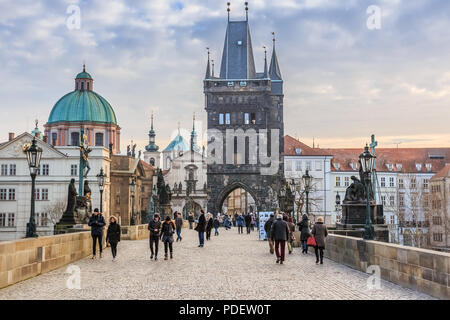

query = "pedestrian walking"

[
  {"left": 161, "top": 215, "right": 175, "bottom": 260},
  {"left": 195, "top": 209, "right": 206, "bottom": 247},
  {"left": 264, "top": 213, "right": 275, "bottom": 254},
  {"left": 175, "top": 211, "right": 183, "bottom": 242},
  {"left": 297, "top": 214, "right": 311, "bottom": 254},
  {"left": 213, "top": 216, "right": 220, "bottom": 236},
  {"left": 233, "top": 212, "right": 238, "bottom": 227},
  {"left": 250, "top": 213, "right": 255, "bottom": 231},
  {"left": 286, "top": 216, "right": 295, "bottom": 254},
  {"left": 236, "top": 213, "right": 245, "bottom": 234},
  {"left": 106, "top": 216, "right": 121, "bottom": 261},
  {"left": 188, "top": 212, "right": 194, "bottom": 229},
  {"left": 224, "top": 215, "right": 231, "bottom": 230},
  {"left": 206, "top": 213, "right": 213, "bottom": 240},
  {"left": 88, "top": 208, "right": 106, "bottom": 259},
  {"left": 148, "top": 213, "right": 162, "bottom": 260},
  {"left": 270, "top": 214, "right": 290, "bottom": 264},
  {"left": 312, "top": 217, "right": 328, "bottom": 265},
  {"left": 245, "top": 213, "right": 252, "bottom": 234}
]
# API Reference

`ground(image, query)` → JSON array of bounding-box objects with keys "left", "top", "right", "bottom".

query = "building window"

[
  {"left": 398, "top": 179, "right": 404, "bottom": 189},
  {"left": 423, "top": 179, "right": 429, "bottom": 190},
  {"left": 335, "top": 177, "right": 341, "bottom": 187},
  {"left": 295, "top": 161, "right": 302, "bottom": 171},
  {"left": 390, "top": 195, "right": 395, "bottom": 207},
  {"left": 381, "top": 195, "right": 386, "bottom": 206},
  {"left": 7, "top": 213, "right": 14, "bottom": 227},
  {"left": 411, "top": 178, "right": 417, "bottom": 189},
  {"left": 71, "top": 132, "right": 80, "bottom": 146},
  {"left": 225, "top": 113, "right": 231, "bottom": 124},
  {"left": 285, "top": 161, "right": 292, "bottom": 171},
  {"left": 8, "top": 189, "right": 15, "bottom": 201},
  {"left": 399, "top": 194, "right": 405, "bottom": 207},
  {"left": 389, "top": 177, "right": 394, "bottom": 187},
  {"left": 52, "top": 133, "right": 57, "bottom": 146},
  {"left": 42, "top": 164, "right": 49, "bottom": 176},
  {"left": 432, "top": 216, "right": 442, "bottom": 225},
  {"left": 37, "top": 213, "right": 48, "bottom": 227},
  {"left": 0, "top": 213, "right": 6, "bottom": 226},
  {"left": 315, "top": 161, "right": 321, "bottom": 171},
  {"left": 306, "top": 161, "right": 312, "bottom": 171},
  {"left": 344, "top": 177, "right": 349, "bottom": 187},
  {"left": 1, "top": 164, "right": 7, "bottom": 176},
  {"left": 219, "top": 113, "right": 224, "bottom": 125},
  {"left": 150, "top": 158, "right": 155, "bottom": 166},
  {"left": 390, "top": 215, "right": 395, "bottom": 225},
  {"left": 35, "top": 189, "right": 40, "bottom": 201},
  {"left": 433, "top": 233, "right": 443, "bottom": 242},
  {"left": 95, "top": 133, "right": 104, "bottom": 147},
  {"left": 380, "top": 177, "right": 386, "bottom": 187},
  {"left": 244, "top": 113, "right": 250, "bottom": 124},
  {"left": 0, "top": 189, "right": 6, "bottom": 200},
  {"left": 71, "top": 164, "right": 78, "bottom": 176},
  {"left": 9, "top": 164, "right": 16, "bottom": 176},
  {"left": 41, "top": 189, "right": 49, "bottom": 201},
  {"left": 116, "top": 195, "right": 120, "bottom": 205}
]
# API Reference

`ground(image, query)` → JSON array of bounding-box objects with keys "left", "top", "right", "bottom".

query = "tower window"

[
  {"left": 95, "top": 132, "right": 104, "bottom": 146},
  {"left": 244, "top": 113, "right": 249, "bottom": 124},
  {"left": 52, "top": 133, "right": 57, "bottom": 146},
  {"left": 87, "top": 82, "right": 90, "bottom": 90},
  {"left": 71, "top": 132, "right": 80, "bottom": 146},
  {"left": 150, "top": 158, "right": 155, "bottom": 166},
  {"left": 81, "top": 82, "right": 84, "bottom": 90},
  {"left": 225, "top": 113, "right": 231, "bottom": 124},
  {"left": 219, "top": 113, "right": 224, "bottom": 125}
]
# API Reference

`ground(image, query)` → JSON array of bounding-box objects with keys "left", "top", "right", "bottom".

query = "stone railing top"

[
  {"left": 0, "top": 230, "right": 90, "bottom": 246},
  {"left": 328, "top": 233, "right": 450, "bottom": 257}
]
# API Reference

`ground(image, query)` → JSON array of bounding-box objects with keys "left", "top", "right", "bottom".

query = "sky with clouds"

[{"left": 0, "top": 0, "right": 449, "bottom": 153}]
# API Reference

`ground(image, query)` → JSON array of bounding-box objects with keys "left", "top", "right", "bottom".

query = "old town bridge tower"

[{"left": 204, "top": 5, "right": 285, "bottom": 214}]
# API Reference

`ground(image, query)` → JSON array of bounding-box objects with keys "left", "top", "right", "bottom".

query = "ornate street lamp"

[
  {"left": 129, "top": 176, "right": 137, "bottom": 225},
  {"left": 25, "top": 137, "right": 43, "bottom": 238},
  {"left": 359, "top": 144, "right": 376, "bottom": 240},
  {"left": 96, "top": 168, "right": 106, "bottom": 213},
  {"left": 302, "top": 169, "right": 312, "bottom": 220}
]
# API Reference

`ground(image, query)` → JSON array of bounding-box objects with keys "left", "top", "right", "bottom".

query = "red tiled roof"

[
  {"left": 431, "top": 164, "right": 450, "bottom": 180},
  {"left": 283, "top": 135, "right": 450, "bottom": 174},
  {"left": 284, "top": 135, "right": 332, "bottom": 156}
]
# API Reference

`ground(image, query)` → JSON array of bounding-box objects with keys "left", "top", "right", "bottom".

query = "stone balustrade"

[
  {"left": 0, "top": 231, "right": 93, "bottom": 289},
  {"left": 325, "top": 234, "right": 449, "bottom": 299}
]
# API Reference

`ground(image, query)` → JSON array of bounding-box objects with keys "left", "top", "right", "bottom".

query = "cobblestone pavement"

[{"left": 0, "top": 228, "right": 433, "bottom": 300}]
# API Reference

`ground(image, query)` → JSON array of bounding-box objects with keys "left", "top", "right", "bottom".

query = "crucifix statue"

[
  {"left": 370, "top": 134, "right": 378, "bottom": 203},
  {"left": 79, "top": 127, "right": 92, "bottom": 195}
]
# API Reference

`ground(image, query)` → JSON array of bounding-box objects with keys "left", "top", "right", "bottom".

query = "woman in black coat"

[
  {"left": 206, "top": 213, "right": 213, "bottom": 240},
  {"left": 106, "top": 216, "right": 121, "bottom": 261},
  {"left": 195, "top": 210, "right": 207, "bottom": 247},
  {"left": 160, "top": 216, "right": 175, "bottom": 260},
  {"left": 297, "top": 214, "right": 311, "bottom": 254}
]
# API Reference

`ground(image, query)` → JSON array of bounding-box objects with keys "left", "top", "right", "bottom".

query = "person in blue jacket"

[{"left": 236, "top": 213, "right": 245, "bottom": 234}]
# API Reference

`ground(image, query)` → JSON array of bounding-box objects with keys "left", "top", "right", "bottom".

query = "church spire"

[
  {"left": 205, "top": 47, "right": 211, "bottom": 79},
  {"left": 191, "top": 112, "right": 197, "bottom": 152},
  {"left": 145, "top": 111, "right": 159, "bottom": 152},
  {"left": 263, "top": 45, "right": 268, "bottom": 79},
  {"left": 269, "top": 32, "right": 282, "bottom": 81}
]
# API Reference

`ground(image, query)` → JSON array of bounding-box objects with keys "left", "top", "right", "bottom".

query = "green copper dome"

[
  {"left": 48, "top": 90, "right": 117, "bottom": 125},
  {"left": 75, "top": 71, "right": 92, "bottom": 79}
]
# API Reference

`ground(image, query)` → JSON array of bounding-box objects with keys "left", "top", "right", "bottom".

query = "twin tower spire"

[{"left": 205, "top": 2, "right": 282, "bottom": 82}]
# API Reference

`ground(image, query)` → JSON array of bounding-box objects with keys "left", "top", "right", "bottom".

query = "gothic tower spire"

[
  {"left": 205, "top": 47, "right": 211, "bottom": 79},
  {"left": 145, "top": 112, "right": 159, "bottom": 152}
]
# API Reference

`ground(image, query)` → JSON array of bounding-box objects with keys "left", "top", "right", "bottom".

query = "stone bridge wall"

[
  {"left": 325, "top": 234, "right": 449, "bottom": 299},
  {"left": 0, "top": 231, "right": 93, "bottom": 289}
]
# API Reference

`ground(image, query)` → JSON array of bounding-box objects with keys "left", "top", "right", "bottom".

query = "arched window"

[
  {"left": 150, "top": 158, "right": 155, "bottom": 166},
  {"left": 95, "top": 132, "right": 104, "bottom": 146},
  {"left": 81, "top": 82, "right": 84, "bottom": 90},
  {"left": 87, "top": 82, "right": 90, "bottom": 90},
  {"left": 166, "top": 157, "right": 171, "bottom": 169}
]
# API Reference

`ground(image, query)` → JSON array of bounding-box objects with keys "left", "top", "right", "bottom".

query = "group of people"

[
  {"left": 264, "top": 213, "right": 328, "bottom": 265},
  {"left": 148, "top": 211, "right": 184, "bottom": 261},
  {"left": 87, "top": 208, "right": 121, "bottom": 261},
  {"left": 193, "top": 210, "right": 221, "bottom": 247},
  {"left": 233, "top": 212, "right": 257, "bottom": 234}
]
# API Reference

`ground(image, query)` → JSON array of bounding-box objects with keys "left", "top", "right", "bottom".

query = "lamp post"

[
  {"left": 25, "top": 137, "right": 43, "bottom": 238},
  {"left": 129, "top": 176, "right": 136, "bottom": 226},
  {"left": 96, "top": 168, "right": 106, "bottom": 213},
  {"left": 302, "top": 169, "right": 312, "bottom": 221},
  {"left": 359, "top": 144, "right": 376, "bottom": 240},
  {"left": 278, "top": 183, "right": 286, "bottom": 214},
  {"left": 289, "top": 179, "right": 298, "bottom": 222}
]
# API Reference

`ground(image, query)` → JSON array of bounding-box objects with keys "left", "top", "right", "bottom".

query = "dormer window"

[
  {"left": 396, "top": 163, "right": 402, "bottom": 171},
  {"left": 333, "top": 162, "right": 340, "bottom": 170},
  {"left": 386, "top": 164, "right": 394, "bottom": 172},
  {"left": 415, "top": 163, "right": 422, "bottom": 172},
  {"left": 425, "top": 163, "right": 432, "bottom": 172},
  {"left": 350, "top": 162, "right": 357, "bottom": 171},
  {"left": 295, "top": 148, "right": 302, "bottom": 155}
]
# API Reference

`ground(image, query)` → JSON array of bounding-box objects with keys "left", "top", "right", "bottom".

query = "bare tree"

[
  {"left": 293, "top": 179, "right": 323, "bottom": 224},
  {"left": 43, "top": 200, "right": 66, "bottom": 226}
]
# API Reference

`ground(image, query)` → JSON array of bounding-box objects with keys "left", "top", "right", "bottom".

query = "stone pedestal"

[
  {"left": 337, "top": 202, "right": 384, "bottom": 229},
  {"left": 56, "top": 196, "right": 91, "bottom": 234},
  {"left": 160, "top": 204, "right": 172, "bottom": 219}
]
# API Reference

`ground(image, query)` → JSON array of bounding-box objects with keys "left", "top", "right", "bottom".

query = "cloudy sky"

[{"left": 1, "top": 0, "right": 449, "bottom": 153}]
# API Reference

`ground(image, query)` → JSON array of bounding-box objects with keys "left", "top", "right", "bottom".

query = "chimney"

[
  {"left": 8, "top": 133, "right": 14, "bottom": 141},
  {"left": 43, "top": 135, "right": 48, "bottom": 144}
]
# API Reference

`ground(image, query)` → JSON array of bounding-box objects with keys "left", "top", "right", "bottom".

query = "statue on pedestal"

[{"left": 343, "top": 176, "right": 366, "bottom": 204}]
